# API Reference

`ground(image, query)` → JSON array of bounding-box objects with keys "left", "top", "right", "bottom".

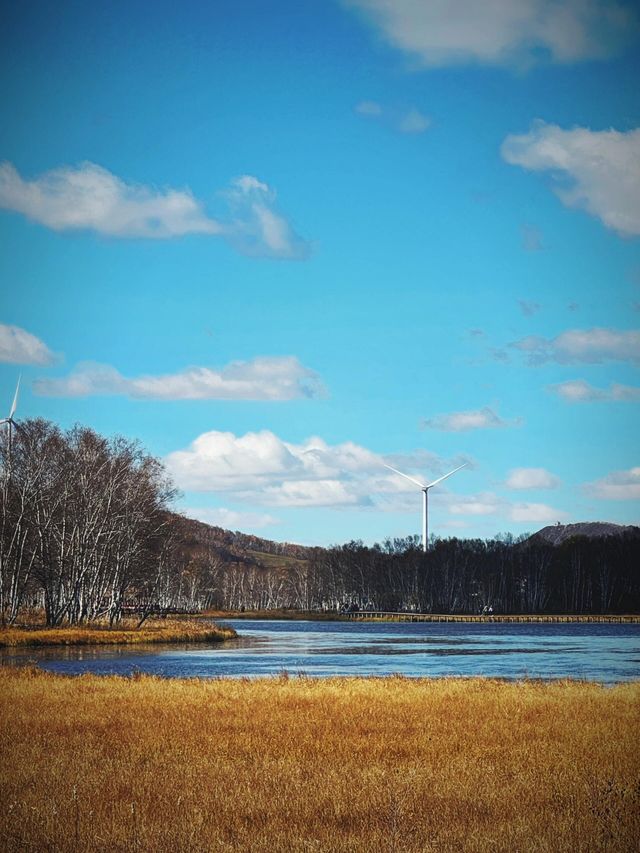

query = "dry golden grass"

[
  {"left": 1, "top": 669, "right": 638, "bottom": 852},
  {"left": 0, "top": 618, "right": 236, "bottom": 647}
]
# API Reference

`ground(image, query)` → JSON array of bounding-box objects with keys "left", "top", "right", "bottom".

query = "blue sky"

[{"left": 1, "top": 0, "right": 639, "bottom": 545}]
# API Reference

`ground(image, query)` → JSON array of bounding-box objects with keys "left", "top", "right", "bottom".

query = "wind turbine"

[
  {"left": 384, "top": 461, "right": 467, "bottom": 553},
  {"left": 1, "top": 376, "right": 21, "bottom": 476}
]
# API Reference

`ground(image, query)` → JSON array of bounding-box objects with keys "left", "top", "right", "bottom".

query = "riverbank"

[
  {"left": 1, "top": 670, "right": 638, "bottom": 852},
  {"left": 203, "top": 608, "right": 640, "bottom": 623},
  {"left": 202, "top": 608, "right": 340, "bottom": 620},
  {"left": 0, "top": 618, "right": 236, "bottom": 647}
]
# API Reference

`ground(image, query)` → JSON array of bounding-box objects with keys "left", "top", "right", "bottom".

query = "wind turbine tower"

[
  {"left": 1, "top": 376, "right": 22, "bottom": 476},
  {"left": 384, "top": 461, "right": 467, "bottom": 552}
]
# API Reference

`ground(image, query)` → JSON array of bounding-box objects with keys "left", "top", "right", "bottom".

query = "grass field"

[
  {"left": 0, "top": 618, "right": 236, "bottom": 647},
  {"left": 1, "top": 669, "right": 638, "bottom": 852}
]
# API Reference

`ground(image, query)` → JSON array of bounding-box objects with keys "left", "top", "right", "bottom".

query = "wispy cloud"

[
  {"left": 0, "top": 162, "right": 311, "bottom": 259},
  {"left": 343, "top": 0, "right": 637, "bottom": 68},
  {"left": 422, "top": 406, "right": 522, "bottom": 432},
  {"left": 518, "top": 299, "right": 541, "bottom": 317},
  {"left": 504, "top": 468, "right": 561, "bottom": 490},
  {"left": 222, "top": 175, "right": 311, "bottom": 259},
  {"left": 549, "top": 379, "right": 640, "bottom": 402},
  {"left": 33, "top": 357, "right": 325, "bottom": 401},
  {"left": 510, "top": 328, "right": 640, "bottom": 365},
  {"left": 397, "top": 108, "right": 431, "bottom": 134},
  {"left": 0, "top": 322, "right": 56, "bottom": 366},
  {"left": 355, "top": 101, "right": 430, "bottom": 134},
  {"left": 585, "top": 467, "right": 640, "bottom": 500},
  {"left": 447, "top": 492, "right": 568, "bottom": 523},
  {"left": 355, "top": 100, "right": 383, "bottom": 116},
  {"left": 502, "top": 122, "right": 640, "bottom": 237},
  {"left": 521, "top": 224, "right": 543, "bottom": 251},
  {"left": 183, "top": 507, "right": 280, "bottom": 530},
  {"left": 507, "top": 502, "right": 568, "bottom": 523}
]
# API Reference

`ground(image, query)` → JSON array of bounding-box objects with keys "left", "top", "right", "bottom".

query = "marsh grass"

[
  {"left": 0, "top": 618, "right": 236, "bottom": 647},
  {"left": 1, "top": 669, "right": 639, "bottom": 851}
]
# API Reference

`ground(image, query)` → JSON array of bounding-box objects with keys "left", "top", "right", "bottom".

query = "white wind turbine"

[
  {"left": 1, "top": 376, "right": 22, "bottom": 474},
  {"left": 384, "top": 461, "right": 468, "bottom": 552}
]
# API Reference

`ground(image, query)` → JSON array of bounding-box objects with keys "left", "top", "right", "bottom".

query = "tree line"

[{"left": 2, "top": 418, "right": 639, "bottom": 625}]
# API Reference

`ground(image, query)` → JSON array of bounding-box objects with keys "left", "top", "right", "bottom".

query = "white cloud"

[
  {"left": 343, "top": 0, "right": 637, "bottom": 68},
  {"left": 440, "top": 492, "right": 568, "bottom": 523},
  {"left": 0, "top": 161, "right": 311, "bottom": 259},
  {"left": 165, "top": 428, "right": 468, "bottom": 509},
  {"left": 505, "top": 467, "right": 561, "bottom": 490},
  {"left": 397, "top": 108, "right": 431, "bottom": 134},
  {"left": 507, "top": 502, "right": 568, "bottom": 523},
  {"left": 446, "top": 491, "right": 567, "bottom": 523},
  {"left": 355, "top": 101, "right": 431, "bottom": 134},
  {"left": 447, "top": 494, "right": 501, "bottom": 516},
  {"left": 501, "top": 122, "right": 640, "bottom": 237},
  {"left": 222, "top": 174, "right": 311, "bottom": 259},
  {"left": 183, "top": 507, "right": 280, "bottom": 530},
  {"left": 585, "top": 467, "right": 640, "bottom": 500},
  {"left": 33, "top": 357, "right": 325, "bottom": 401},
  {"left": 549, "top": 379, "right": 640, "bottom": 402},
  {"left": 510, "top": 328, "right": 640, "bottom": 365},
  {"left": 0, "top": 323, "right": 55, "bottom": 365},
  {"left": 422, "top": 406, "right": 522, "bottom": 432},
  {"left": 355, "top": 100, "right": 383, "bottom": 116}
]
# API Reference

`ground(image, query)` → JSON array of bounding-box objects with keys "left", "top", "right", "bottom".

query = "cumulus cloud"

[
  {"left": 33, "top": 356, "right": 325, "bottom": 401},
  {"left": 505, "top": 467, "right": 561, "bottom": 490},
  {"left": 501, "top": 122, "right": 640, "bottom": 237},
  {"left": 422, "top": 406, "right": 522, "bottom": 432},
  {"left": 343, "top": 0, "right": 637, "bottom": 68},
  {"left": 166, "top": 430, "right": 387, "bottom": 506},
  {"left": 585, "top": 467, "right": 640, "bottom": 500},
  {"left": 549, "top": 379, "right": 640, "bottom": 402},
  {"left": 183, "top": 507, "right": 280, "bottom": 530},
  {"left": 0, "top": 162, "right": 311, "bottom": 259},
  {"left": 0, "top": 323, "right": 56, "bottom": 365},
  {"left": 510, "top": 327, "right": 640, "bottom": 365},
  {"left": 165, "top": 428, "right": 468, "bottom": 509}
]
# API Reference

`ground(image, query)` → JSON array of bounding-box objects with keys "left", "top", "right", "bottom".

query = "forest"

[{"left": 1, "top": 418, "right": 639, "bottom": 625}]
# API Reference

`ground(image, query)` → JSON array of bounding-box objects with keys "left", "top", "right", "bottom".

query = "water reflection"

[{"left": 2, "top": 619, "right": 639, "bottom": 683}]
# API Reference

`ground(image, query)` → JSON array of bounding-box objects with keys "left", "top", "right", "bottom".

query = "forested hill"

[
  {"left": 176, "top": 514, "right": 317, "bottom": 566},
  {"left": 527, "top": 522, "right": 640, "bottom": 547}
]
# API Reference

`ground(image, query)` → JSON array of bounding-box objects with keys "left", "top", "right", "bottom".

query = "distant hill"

[
  {"left": 528, "top": 522, "right": 640, "bottom": 547},
  {"left": 174, "top": 513, "right": 317, "bottom": 570}
]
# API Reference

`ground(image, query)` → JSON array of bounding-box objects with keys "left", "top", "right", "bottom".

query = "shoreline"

[
  {"left": 203, "top": 608, "right": 640, "bottom": 623},
  {"left": 0, "top": 618, "right": 237, "bottom": 648}
]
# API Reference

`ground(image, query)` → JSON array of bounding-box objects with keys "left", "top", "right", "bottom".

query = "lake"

[{"left": 3, "top": 619, "right": 640, "bottom": 683}]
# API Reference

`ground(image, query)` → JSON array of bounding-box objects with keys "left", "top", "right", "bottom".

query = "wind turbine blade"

[
  {"left": 9, "top": 376, "right": 21, "bottom": 419},
  {"left": 383, "top": 463, "right": 427, "bottom": 489},
  {"left": 426, "top": 462, "right": 468, "bottom": 489}
]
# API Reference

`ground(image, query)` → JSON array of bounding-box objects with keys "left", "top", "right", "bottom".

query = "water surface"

[{"left": 3, "top": 619, "right": 639, "bottom": 683}]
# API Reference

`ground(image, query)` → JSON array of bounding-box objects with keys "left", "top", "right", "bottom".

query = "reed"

[
  {"left": 1, "top": 669, "right": 638, "bottom": 851},
  {"left": 0, "top": 618, "right": 236, "bottom": 647}
]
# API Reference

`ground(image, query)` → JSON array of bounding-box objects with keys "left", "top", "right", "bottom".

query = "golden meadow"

[
  {"left": 1, "top": 668, "right": 639, "bottom": 852},
  {"left": 0, "top": 618, "right": 236, "bottom": 648}
]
